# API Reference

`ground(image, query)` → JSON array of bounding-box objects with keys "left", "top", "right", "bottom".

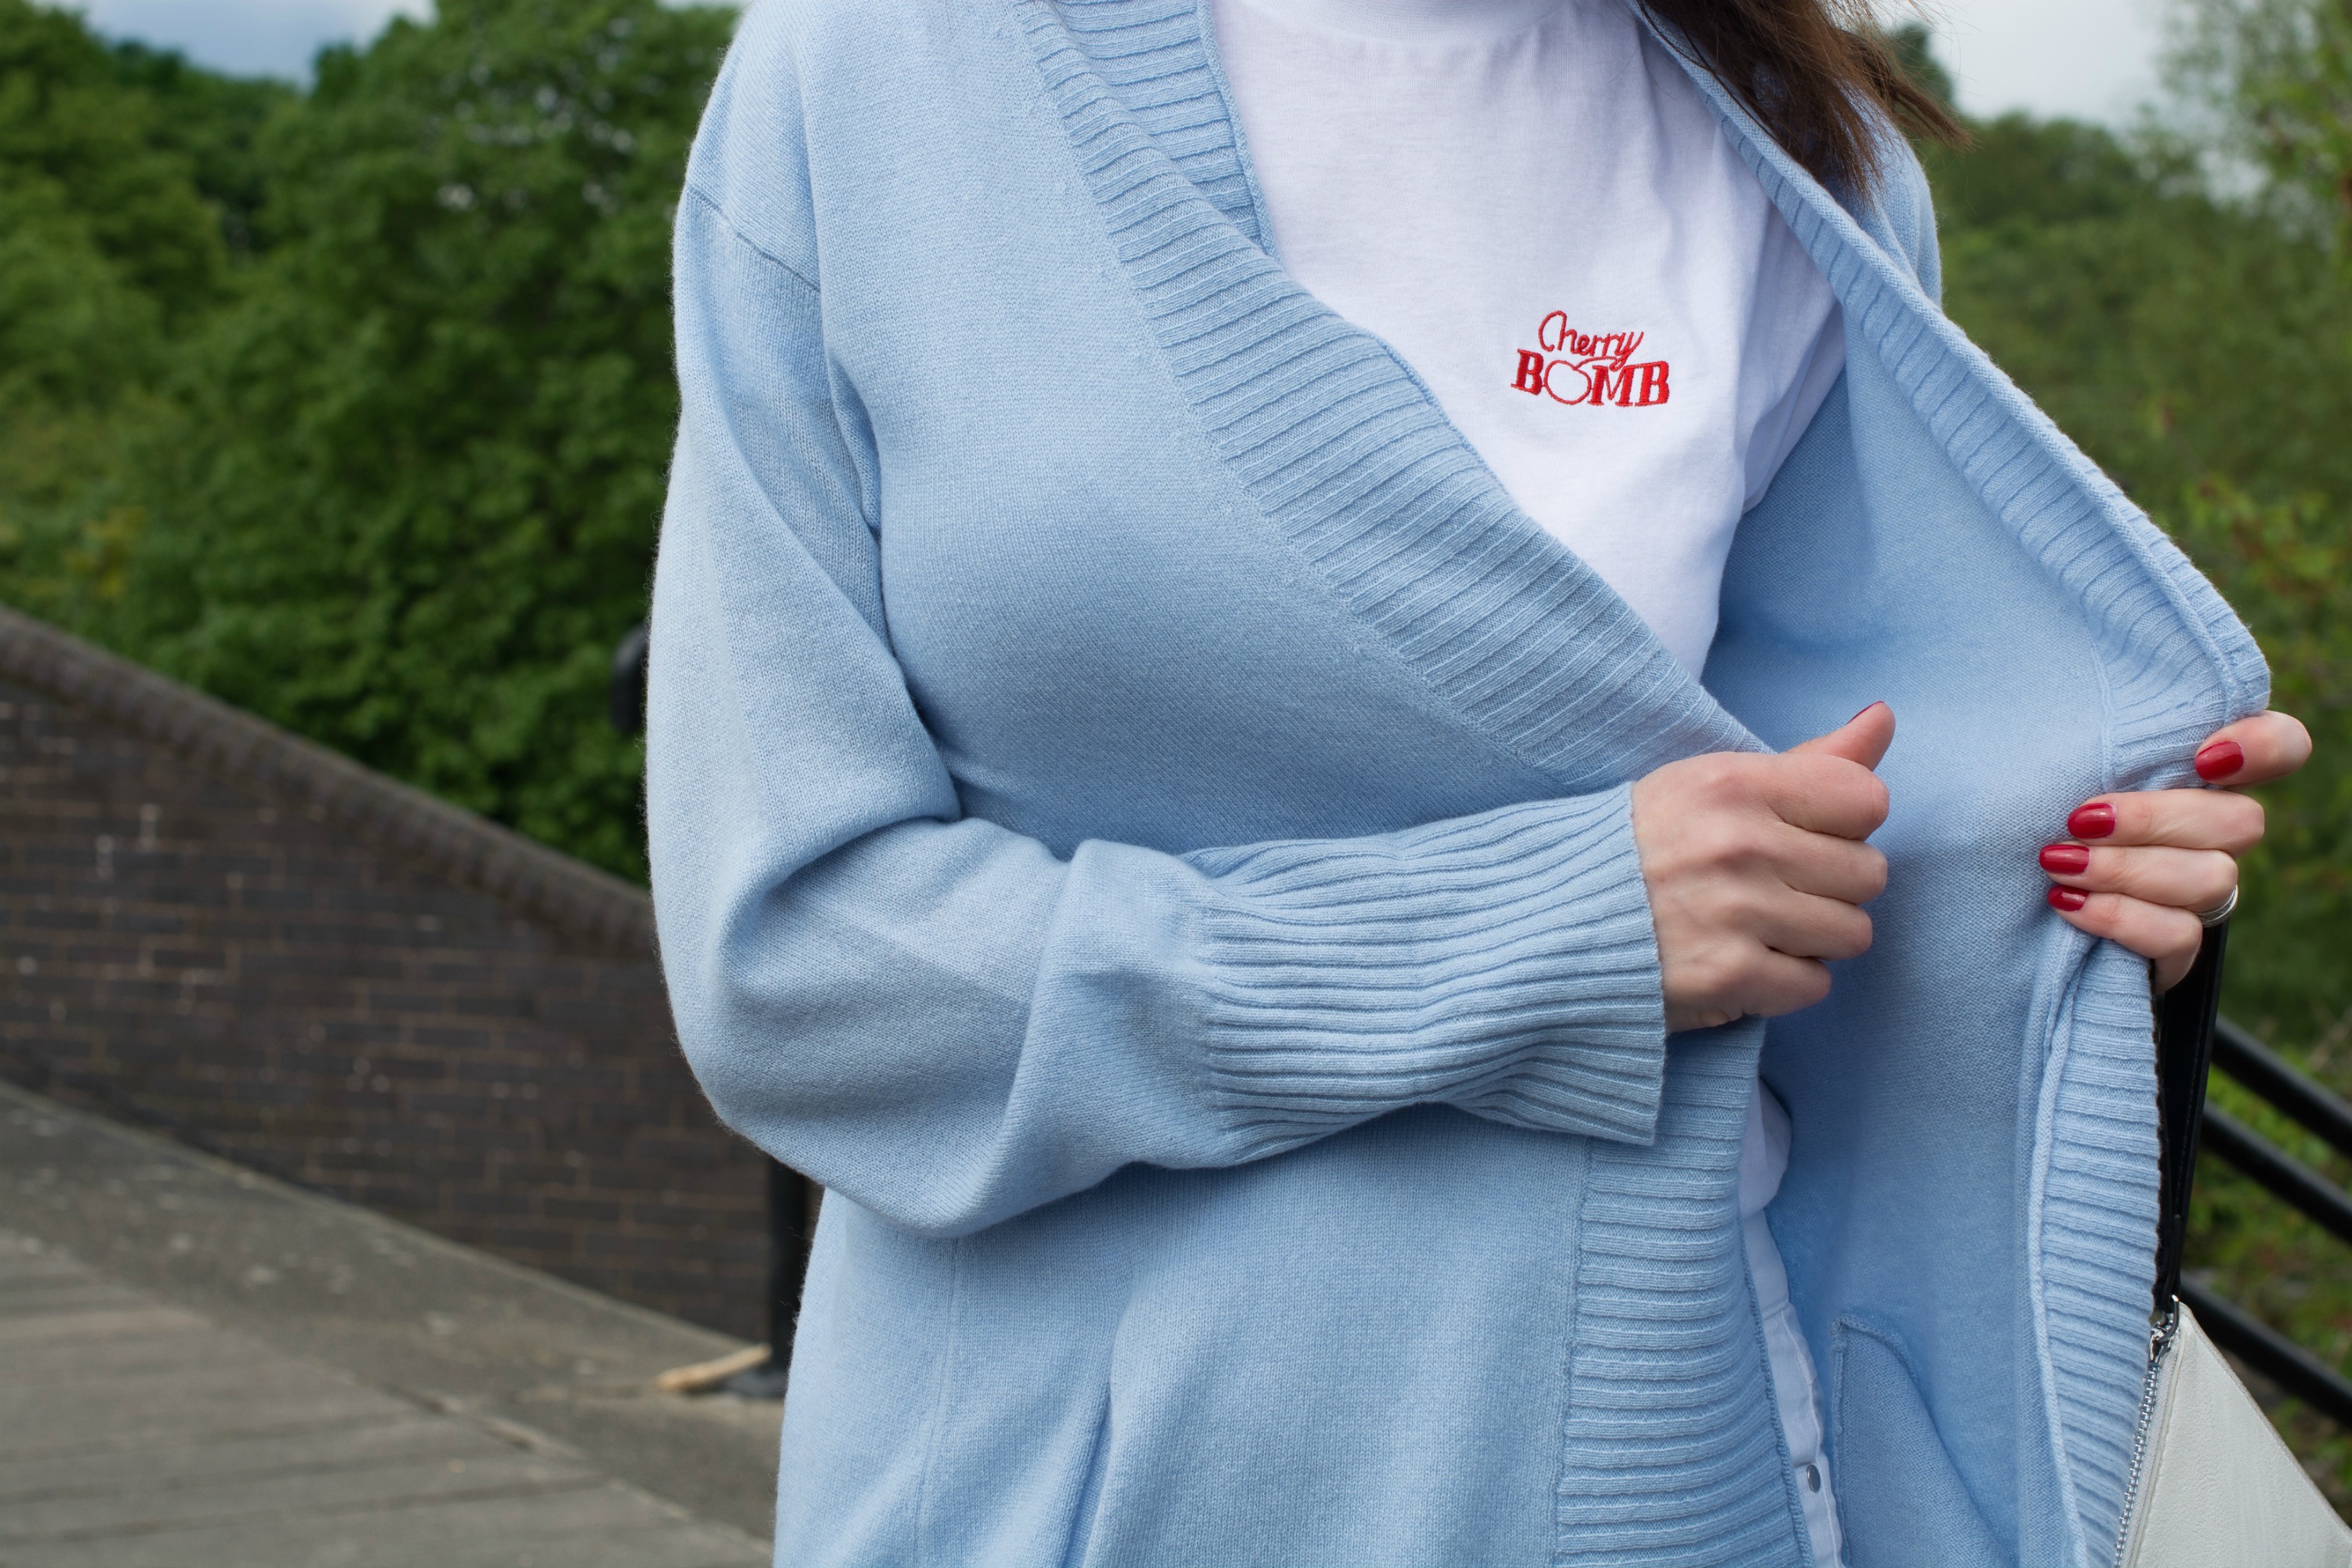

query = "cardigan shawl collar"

[
  {"left": 1018, "top": 0, "right": 1765, "bottom": 800},
  {"left": 1014, "top": 2, "right": 2267, "bottom": 1563}
]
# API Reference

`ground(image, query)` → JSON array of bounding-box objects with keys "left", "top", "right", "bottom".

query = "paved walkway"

[{"left": 0, "top": 1084, "right": 778, "bottom": 1567}]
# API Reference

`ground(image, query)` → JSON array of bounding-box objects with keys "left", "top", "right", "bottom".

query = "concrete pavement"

[{"left": 0, "top": 1081, "right": 782, "bottom": 1566}]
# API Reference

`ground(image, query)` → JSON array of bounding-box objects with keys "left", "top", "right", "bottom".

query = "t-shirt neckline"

[{"left": 1220, "top": 0, "right": 1577, "bottom": 49}]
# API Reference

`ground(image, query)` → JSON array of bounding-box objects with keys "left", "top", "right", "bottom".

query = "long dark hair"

[{"left": 1642, "top": 0, "right": 1965, "bottom": 194}]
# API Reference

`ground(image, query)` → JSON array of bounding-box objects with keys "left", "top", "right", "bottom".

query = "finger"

[
  {"left": 1754, "top": 889, "right": 1875, "bottom": 963},
  {"left": 2037, "top": 843, "right": 2234, "bottom": 913},
  {"left": 1770, "top": 826, "right": 1889, "bottom": 906},
  {"left": 1741, "top": 952, "right": 1836, "bottom": 1019},
  {"left": 1788, "top": 701, "right": 1896, "bottom": 771},
  {"left": 2064, "top": 789, "right": 2263, "bottom": 854},
  {"left": 1758, "top": 753, "right": 1892, "bottom": 841},
  {"left": 2068, "top": 789, "right": 2265, "bottom": 853},
  {"left": 2046, "top": 889, "right": 2203, "bottom": 988},
  {"left": 2191, "top": 710, "right": 2312, "bottom": 788}
]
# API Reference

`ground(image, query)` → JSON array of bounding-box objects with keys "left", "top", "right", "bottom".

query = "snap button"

[{"left": 1803, "top": 1463, "right": 1821, "bottom": 1493}]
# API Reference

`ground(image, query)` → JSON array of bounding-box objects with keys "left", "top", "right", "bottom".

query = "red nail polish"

[
  {"left": 1849, "top": 701, "right": 1882, "bottom": 724},
  {"left": 2068, "top": 803, "right": 2116, "bottom": 840},
  {"left": 2048, "top": 886, "right": 2089, "bottom": 912},
  {"left": 2195, "top": 740, "right": 2245, "bottom": 782},
  {"left": 2040, "top": 844, "right": 2090, "bottom": 875}
]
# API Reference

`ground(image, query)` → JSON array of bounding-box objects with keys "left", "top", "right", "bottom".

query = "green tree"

[
  {"left": 0, "top": 1, "right": 232, "bottom": 333},
  {"left": 38, "top": 0, "right": 731, "bottom": 880},
  {"left": 0, "top": 0, "right": 285, "bottom": 628}
]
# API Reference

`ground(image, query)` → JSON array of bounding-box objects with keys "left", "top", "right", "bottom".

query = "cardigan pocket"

[{"left": 1832, "top": 1316, "right": 2010, "bottom": 1568}]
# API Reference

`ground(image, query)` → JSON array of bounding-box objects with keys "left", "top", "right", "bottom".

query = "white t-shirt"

[
  {"left": 1215, "top": 0, "right": 1843, "bottom": 676},
  {"left": 1216, "top": 0, "right": 1846, "bottom": 1560}
]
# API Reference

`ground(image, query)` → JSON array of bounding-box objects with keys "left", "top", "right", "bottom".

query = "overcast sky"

[{"left": 74, "top": 0, "right": 2174, "bottom": 124}]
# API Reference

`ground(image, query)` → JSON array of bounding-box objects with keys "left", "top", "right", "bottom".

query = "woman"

[{"left": 647, "top": 0, "right": 2311, "bottom": 1562}]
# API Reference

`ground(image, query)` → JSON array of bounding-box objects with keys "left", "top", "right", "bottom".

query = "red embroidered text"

[{"left": 1510, "top": 313, "right": 1671, "bottom": 408}]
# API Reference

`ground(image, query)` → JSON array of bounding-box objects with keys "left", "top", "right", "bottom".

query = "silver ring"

[{"left": 2196, "top": 886, "right": 2239, "bottom": 928}]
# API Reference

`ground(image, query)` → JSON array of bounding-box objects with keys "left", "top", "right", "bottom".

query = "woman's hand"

[
  {"left": 2040, "top": 711, "right": 2313, "bottom": 990},
  {"left": 1632, "top": 704, "right": 1895, "bottom": 1033}
]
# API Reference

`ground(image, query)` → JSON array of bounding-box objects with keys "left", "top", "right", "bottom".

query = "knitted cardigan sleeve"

[{"left": 647, "top": 185, "right": 1676, "bottom": 1238}]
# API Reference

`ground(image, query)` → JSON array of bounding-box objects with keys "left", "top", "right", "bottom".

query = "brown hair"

[{"left": 1639, "top": 0, "right": 1966, "bottom": 194}]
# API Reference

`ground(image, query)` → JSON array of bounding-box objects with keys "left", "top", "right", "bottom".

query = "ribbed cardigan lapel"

[{"left": 1014, "top": 0, "right": 1764, "bottom": 807}]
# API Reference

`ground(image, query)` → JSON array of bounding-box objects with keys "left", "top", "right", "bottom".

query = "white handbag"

[
  {"left": 2114, "top": 1298, "right": 2351, "bottom": 1566},
  {"left": 2118, "top": 923, "right": 2352, "bottom": 1567}
]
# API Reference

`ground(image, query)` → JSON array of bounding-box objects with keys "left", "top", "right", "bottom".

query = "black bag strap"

[{"left": 2153, "top": 920, "right": 2230, "bottom": 1319}]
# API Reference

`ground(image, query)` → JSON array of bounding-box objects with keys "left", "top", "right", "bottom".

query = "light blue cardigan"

[{"left": 646, "top": 2, "right": 2270, "bottom": 1563}]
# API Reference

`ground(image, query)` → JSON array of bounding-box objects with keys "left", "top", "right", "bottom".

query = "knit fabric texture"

[{"left": 646, "top": 2, "right": 2269, "bottom": 1563}]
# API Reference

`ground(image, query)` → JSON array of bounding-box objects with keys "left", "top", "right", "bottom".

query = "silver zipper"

[{"left": 2111, "top": 1301, "right": 2182, "bottom": 1567}]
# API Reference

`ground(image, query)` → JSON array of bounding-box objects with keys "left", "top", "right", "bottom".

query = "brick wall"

[{"left": 0, "top": 605, "right": 769, "bottom": 1339}]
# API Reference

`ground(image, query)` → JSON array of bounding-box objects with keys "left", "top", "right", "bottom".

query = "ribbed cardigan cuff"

[{"left": 1184, "top": 789, "right": 1669, "bottom": 1156}]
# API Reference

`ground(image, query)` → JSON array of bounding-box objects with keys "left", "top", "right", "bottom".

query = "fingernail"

[
  {"left": 2068, "top": 803, "right": 2116, "bottom": 840},
  {"left": 2048, "top": 886, "right": 2089, "bottom": 912},
  {"left": 2040, "top": 844, "right": 2090, "bottom": 875},
  {"left": 2195, "top": 739, "right": 2245, "bottom": 782},
  {"left": 1848, "top": 701, "right": 1881, "bottom": 724}
]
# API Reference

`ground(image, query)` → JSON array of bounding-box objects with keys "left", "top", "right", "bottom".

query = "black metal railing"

[{"left": 2192, "top": 1018, "right": 2352, "bottom": 1425}]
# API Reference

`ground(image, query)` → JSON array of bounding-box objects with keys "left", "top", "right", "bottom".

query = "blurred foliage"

[
  {"left": 2172, "top": 0, "right": 2352, "bottom": 250},
  {"left": 0, "top": 1, "right": 275, "bottom": 558},
  {"left": 0, "top": 0, "right": 731, "bottom": 880}
]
